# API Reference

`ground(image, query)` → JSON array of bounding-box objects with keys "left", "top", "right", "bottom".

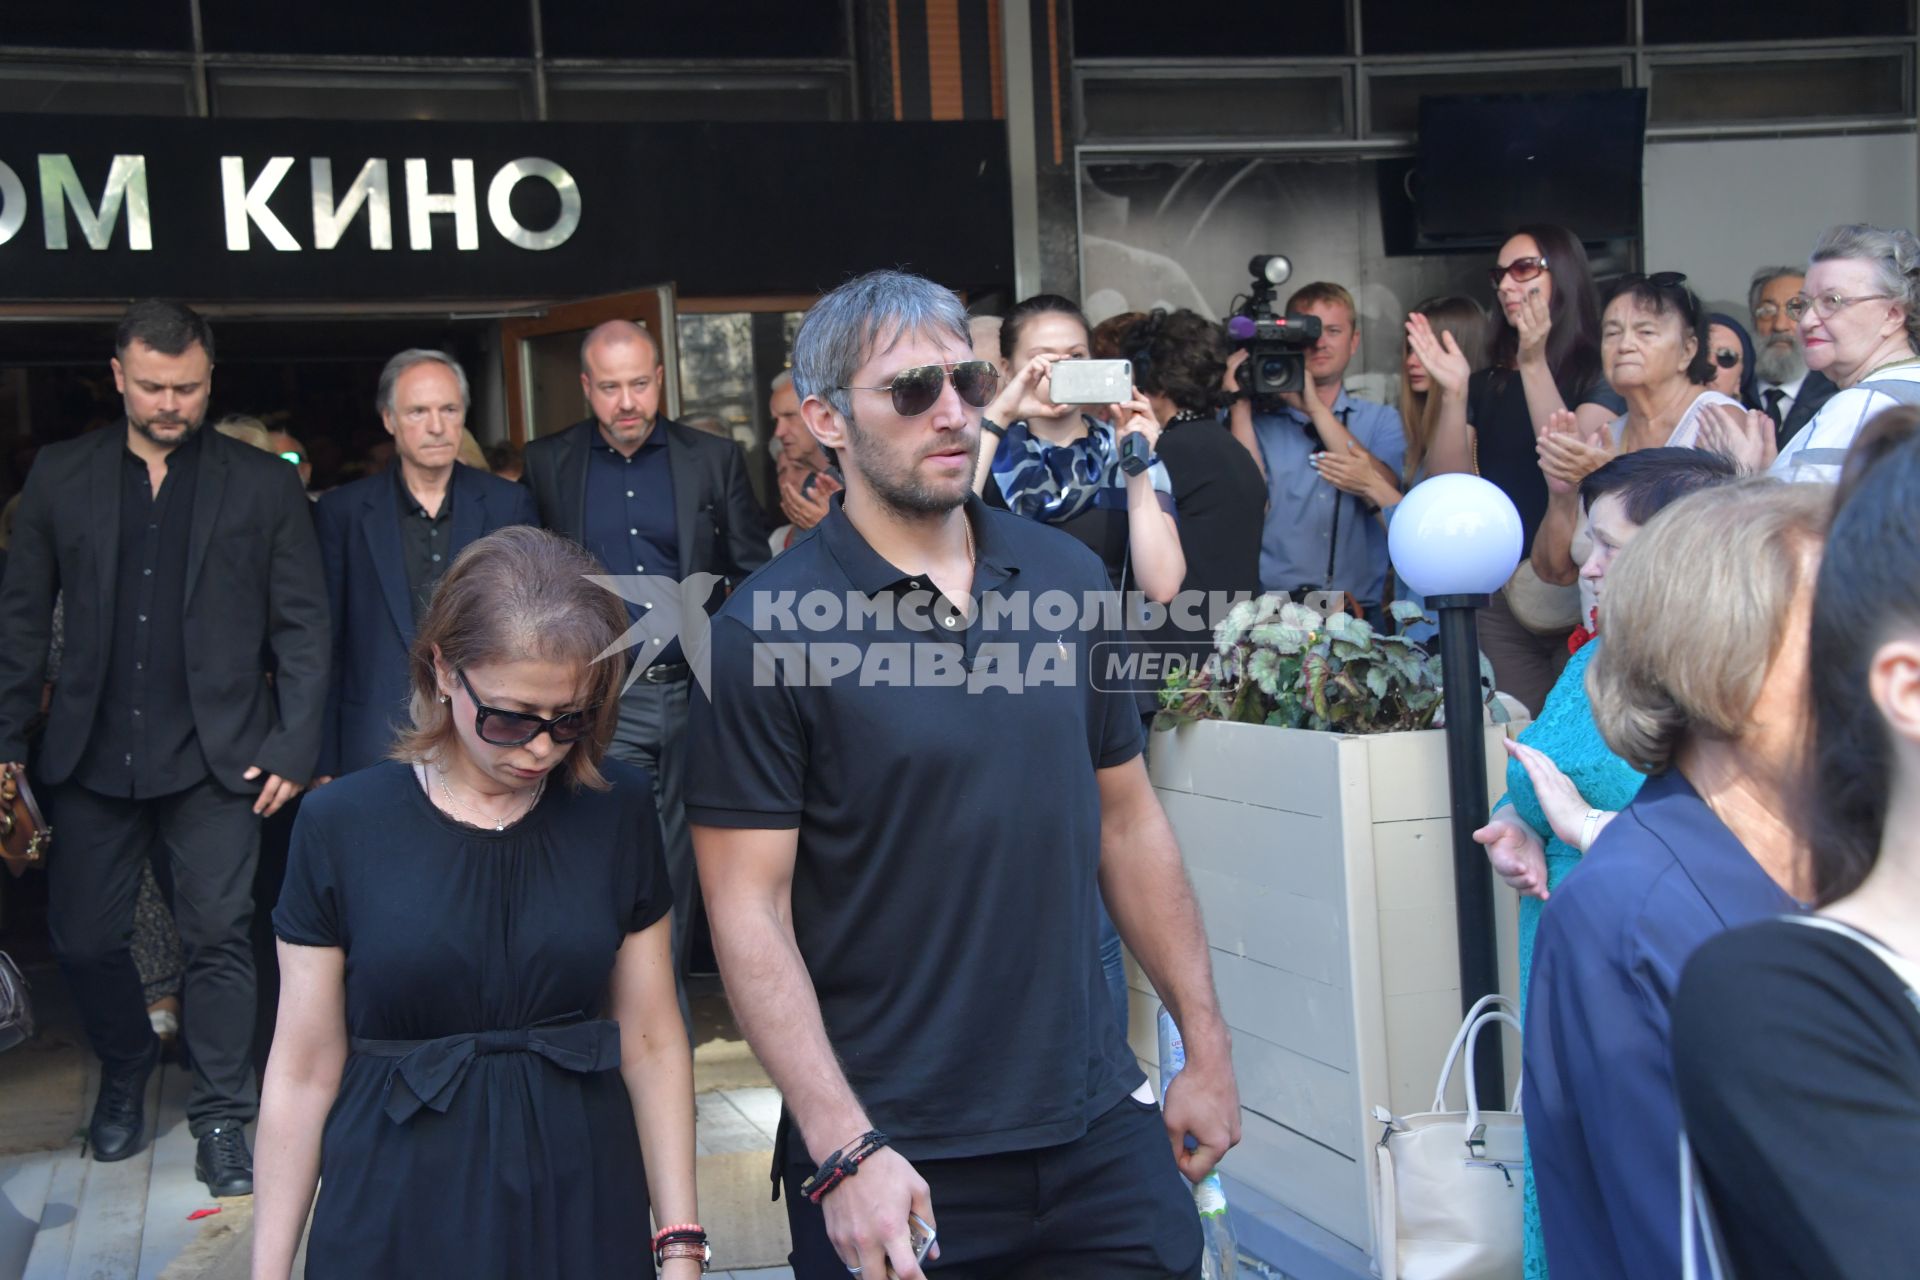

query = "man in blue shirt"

[
  {"left": 1245, "top": 282, "right": 1404, "bottom": 613},
  {"left": 520, "top": 321, "right": 768, "bottom": 1015}
]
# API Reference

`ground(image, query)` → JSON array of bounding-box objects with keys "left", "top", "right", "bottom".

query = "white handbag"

[{"left": 1371, "top": 994, "right": 1525, "bottom": 1280}]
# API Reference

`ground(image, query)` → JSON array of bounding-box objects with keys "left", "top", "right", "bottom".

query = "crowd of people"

[{"left": 0, "top": 214, "right": 1915, "bottom": 1279}]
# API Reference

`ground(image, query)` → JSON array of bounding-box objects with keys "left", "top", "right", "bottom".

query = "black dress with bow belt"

[{"left": 272, "top": 758, "right": 670, "bottom": 1278}]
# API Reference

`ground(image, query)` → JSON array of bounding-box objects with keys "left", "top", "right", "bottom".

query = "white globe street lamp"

[{"left": 1388, "top": 474, "right": 1523, "bottom": 1104}]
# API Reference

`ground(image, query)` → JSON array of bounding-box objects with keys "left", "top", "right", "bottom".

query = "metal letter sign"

[
  {"left": 486, "top": 157, "right": 581, "bottom": 251},
  {"left": 0, "top": 160, "right": 24, "bottom": 247},
  {"left": 39, "top": 154, "right": 152, "bottom": 250},
  {"left": 221, "top": 156, "right": 301, "bottom": 251},
  {"left": 311, "top": 158, "right": 394, "bottom": 251},
  {"left": 404, "top": 158, "right": 479, "bottom": 251}
]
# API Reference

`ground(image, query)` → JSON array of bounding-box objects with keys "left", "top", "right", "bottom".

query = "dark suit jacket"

[
  {"left": 1776, "top": 369, "right": 1839, "bottom": 449},
  {"left": 0, "top": 423, "right": 330, "bottom": 790},
  {"left": 520, "top": 417, "right": 770, "bottom": 586},
  {"left": 313, "top": 464, "right": 538, "bottom": 777}
]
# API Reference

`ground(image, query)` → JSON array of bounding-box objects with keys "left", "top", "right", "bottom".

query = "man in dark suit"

[
  {"left": 1750, "top": 264, "right": 1839, "bottom": 448},
  {"left": 313, "top": 350, "right": 537, "bottom": 781},
  {"left": 0, "top": 301, "right": 328, "bottom": 1193},
  {"left": 521, "top": 319, "right": 768, "bottom": 1011}
]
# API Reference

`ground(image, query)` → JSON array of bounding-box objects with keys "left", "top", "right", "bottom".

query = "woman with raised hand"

[
  {"left": 1470, "top": 447, "right": 1738, "bottom": 1280},
  {"left": 253, "top": 526, "right": 702, "bottom": 1279},
  {"left": 1531, "top": 272, "right": 1740, "bottom": 586},
  {"left": 1407, "top": 224, "right": 1621, "bottom": 715}
]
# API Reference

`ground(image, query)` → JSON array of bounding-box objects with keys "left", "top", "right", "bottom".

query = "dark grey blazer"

[
  {"left": 0, "top": 422, "right": 330, "bottom": 790},
  {"left": 1776, "top": 369, "right": 1839, "bottom": 449}
]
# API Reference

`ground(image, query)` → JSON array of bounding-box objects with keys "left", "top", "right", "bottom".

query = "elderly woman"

[
  {"left": 1523, "top": 481, "right": 1827, "bottom": 1280},
  {"left": 1471, "top": 447, "right": 1738, "bottom": 1280},
  {"left": 1771, "top": 222, "right": 1920, "bottom": 482},
  {"left": 1672, "top": 409, "right": 1920, "bottom": 1280},
  {"left": 254, "top": 527, "right": 703, "bottom": 1278},
  {"left": 1531, "top": 273, "right": 1740, "bottom": 585}
]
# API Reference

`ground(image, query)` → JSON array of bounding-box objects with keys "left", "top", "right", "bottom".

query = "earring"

[{"left": 439, "top": 693, "right": 450, "bottom": 703}]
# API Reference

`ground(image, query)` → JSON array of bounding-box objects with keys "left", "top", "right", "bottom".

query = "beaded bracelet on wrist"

[{"left": 799, "top": 1129, "right": 892, "bottom": 1204}]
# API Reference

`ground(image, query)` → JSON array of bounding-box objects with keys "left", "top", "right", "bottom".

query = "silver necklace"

[{"left": 435, "top": 763, "right": 544, "bottom": 832}]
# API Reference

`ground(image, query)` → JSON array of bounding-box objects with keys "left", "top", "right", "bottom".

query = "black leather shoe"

[
  {"left": 195, "top": 1123, "right": 254, "bottom": 1197},
  {"left": 88, "top": 1038, "right": 159, "bottom": 1162}
]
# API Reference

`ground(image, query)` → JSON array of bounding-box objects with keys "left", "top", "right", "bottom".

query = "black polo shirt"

[
  {"left": 686, "top": 494, "right": 1145, "bottom": 1161},
  {"left": 396, "top": 466, "right": 455, "bottom": 623},
  {"left": 77, "top": 429, "right": 208, "bottom": 798}
]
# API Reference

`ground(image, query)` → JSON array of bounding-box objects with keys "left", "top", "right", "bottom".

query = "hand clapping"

[{"left": 1697, "top": 403, "right": 1779, "bottom": 474}]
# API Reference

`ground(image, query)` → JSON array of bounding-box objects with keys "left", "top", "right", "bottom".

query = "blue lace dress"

[{"left": 1500, "top": 639, "right": 1645, "bottom": 1279}]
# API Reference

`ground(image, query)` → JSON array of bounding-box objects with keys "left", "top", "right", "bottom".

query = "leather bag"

[
  {"left": 1371, "top": 994, "right": 1525, "bottom": 1280},
  {"left": 0, "top": 763, "right": 49, "bottom": 878}
]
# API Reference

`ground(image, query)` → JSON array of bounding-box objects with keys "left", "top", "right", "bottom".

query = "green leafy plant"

[{"left": 1154, "top": 596, "right": 1497, "bottom": 734}]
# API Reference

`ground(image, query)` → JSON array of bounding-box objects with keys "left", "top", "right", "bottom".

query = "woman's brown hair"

[
  {"left": 391, "top": 525, "right": 631, "bottom": 790},
  {"left": 1398, "top": 295, "right": 1488, "bottom": 485}
]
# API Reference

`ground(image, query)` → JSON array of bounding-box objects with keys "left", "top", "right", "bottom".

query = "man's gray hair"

[
  {"left": 1747, "top": 265, "right": 1803, "bottom": 319},
  {"left": 1809, "top": 223, "right": 1920, "bottom": 349},
  {"left": 791, "top": 269, "right": 972, "bottom": 420},
  {"left": 770, "top": 368, "right": 795, "bottom": 394},
  {"left": 378, "top": 348, "right": 470, "bottom": 417}
]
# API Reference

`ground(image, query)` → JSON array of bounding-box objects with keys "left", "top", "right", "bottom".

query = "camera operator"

[{"left": 1229, "top": 282, "right": 1405, "bottom": 619}]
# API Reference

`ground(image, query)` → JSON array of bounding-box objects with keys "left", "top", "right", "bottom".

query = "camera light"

[{"left": 1249, "top": 255, "right": 1292, "bottom": 287}]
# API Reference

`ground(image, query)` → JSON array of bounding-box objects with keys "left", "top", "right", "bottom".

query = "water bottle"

[{"left": 1157, "top": 1008, "right": 1239, "bottom": 1280}]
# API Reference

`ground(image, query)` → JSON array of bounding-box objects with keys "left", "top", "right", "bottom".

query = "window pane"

[
  {"left": 1083, "top": 75, "right": 1347, "bottom": 140},
  {"left": 542, "top": 0, "right": 846, "bottom": 59},
  {"left": 1072, "top": 0, "right": 1348, "bottom": 58},
  {"left": 6, "top": 1, "right": 192, "bottom": 51},
  {"left": 1363, "top": 0, "right": 1627, "bottom": 54},
  {"left": 1368, "top": 65, "right": 1625, "bottom": 136},
  {"left": 0, "top": 63, "right": 193, "bottom": 115},
  {"left": 1650, "top": 55, "right": 1908, "bottom": 125},
  {"left": 547, "top": 75, "right": 847, "bottom": 122},
  {"left": 1645, "top": 0, "right": 1910, "bottom": 43},
  {"left": 210, "top": 72, "right": 533, "bottom": 121},
  {"left": 200, "top": 0, "right": 532, "bottom": 57}
]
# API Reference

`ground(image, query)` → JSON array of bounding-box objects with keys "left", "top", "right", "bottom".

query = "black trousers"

[
  {"left": 609, "top": 675, "right": 695, "bottom": 1024},
  {"left": 48, "top": 778, "right": 261, "bottom": 1136},
  {"left": 783, "top": 1097, "right": 1204, "bottom": 1279}
]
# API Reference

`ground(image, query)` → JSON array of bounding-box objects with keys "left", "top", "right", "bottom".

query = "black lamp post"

[{"left": 1387, "top": 474, "right": 1524, "bottom": 1107}]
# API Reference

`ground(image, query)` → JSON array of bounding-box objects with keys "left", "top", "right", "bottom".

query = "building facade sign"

[{"left": 0, "top": 115, "right": 1012, "bottom": 301}]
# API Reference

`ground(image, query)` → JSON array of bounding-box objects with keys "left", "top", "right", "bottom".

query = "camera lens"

[{"left": 1259, "top": 357, "right": 1289, "bottom": 384}]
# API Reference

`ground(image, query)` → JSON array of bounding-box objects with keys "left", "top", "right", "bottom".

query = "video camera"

[{"left": 1227, "top": 254, "right": 1322, "bottom": 413}]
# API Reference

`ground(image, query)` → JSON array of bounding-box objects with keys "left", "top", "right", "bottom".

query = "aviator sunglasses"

[
  {"left": 456, "top": 669, "right": 595, "bottom": 747},
  {"left": 839, "top": 360, "right": 1000, "bottom": 417},
  {"left": 1488, "top": 255, "right": 1549, "bottom": 288}
]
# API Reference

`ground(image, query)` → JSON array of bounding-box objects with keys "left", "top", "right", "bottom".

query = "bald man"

[{"left": 520, "top": 320, "right": 768, "bottom": 1016}]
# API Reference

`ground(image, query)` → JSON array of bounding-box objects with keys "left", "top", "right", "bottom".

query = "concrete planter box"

[{"left": 1132, "top": 718, "right": 1521, "bottom": 1271}]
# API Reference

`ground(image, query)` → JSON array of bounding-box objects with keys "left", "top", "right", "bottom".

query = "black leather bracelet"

[{"left": 980, "top": 416, "right": 1006, "bottom": 438}]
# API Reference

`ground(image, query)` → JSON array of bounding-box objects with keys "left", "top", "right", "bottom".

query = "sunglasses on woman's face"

[
  {"left": 456, "top": 669, "right": 594, "bottom": 747},
  {"left": 1488, "top": 256, "right": 1549, "bottom": 288},
  {"left": 1712, "top": 349, "right": 1741, "bottom": 369},
  {"left": 839, "top": 360, "right": 1000, "bottom": 418}
]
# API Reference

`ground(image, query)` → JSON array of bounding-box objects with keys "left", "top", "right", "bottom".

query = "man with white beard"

[{"left": 1749, "top": 264, "right": 1837, "bottom": 448}]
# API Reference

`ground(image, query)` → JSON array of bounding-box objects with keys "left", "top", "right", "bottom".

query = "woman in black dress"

[{"left": 253, "top": 527, "right": 704, "bottom": 1278}]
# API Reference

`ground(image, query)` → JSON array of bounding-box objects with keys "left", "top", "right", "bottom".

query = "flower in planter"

[{"left": 1155, "top": 595, "right": 1497, "bottom": 734}]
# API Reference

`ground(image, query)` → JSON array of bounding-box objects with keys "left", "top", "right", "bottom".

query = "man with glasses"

[
  {"left": 312, "top": 350, "right": 536, "bottom": 784},
  {"left": 1243, "top": 281, "right": 1405, "bottom": 620},
  {"left": 689, "top": 269, "right": 1239, "bottom": 1280},
  {"left": 520, "top": 319, "right": 768, "bottom": 1015},
  {"left": 1771, "top": 223, "right": 1920, "bottom": 484},
  {"left": 1748, "top": 265, "right": 1837, "bottom": 449}
]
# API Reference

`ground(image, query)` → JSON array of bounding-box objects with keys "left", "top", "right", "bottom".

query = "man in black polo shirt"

[
  {"left": 689, "top": 271, "right": 1239, "bottom": 1279},
  {"left": 0, "top": 301, "right": 328, "bottom": 1192}
]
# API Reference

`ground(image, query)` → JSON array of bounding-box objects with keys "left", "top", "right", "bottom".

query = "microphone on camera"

[{"left": 1226, "top": 315, "right": 1258, "bottom": 341}]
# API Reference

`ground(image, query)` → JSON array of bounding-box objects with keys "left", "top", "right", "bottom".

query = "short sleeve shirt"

[
  {"left": 1251, "top": 390, "right": 1405, "bottom": 601},
  {"left": 685, "top": 494, "right": 1145, "bottom": 1160},
  {"left": 1772, "top": 364, "right": 1920, "bottom": 484}
]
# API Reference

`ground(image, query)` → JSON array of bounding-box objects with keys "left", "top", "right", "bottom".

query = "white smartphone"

[{"left": 1048, "top": 358, "right": 1133, "bottom": 405}]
